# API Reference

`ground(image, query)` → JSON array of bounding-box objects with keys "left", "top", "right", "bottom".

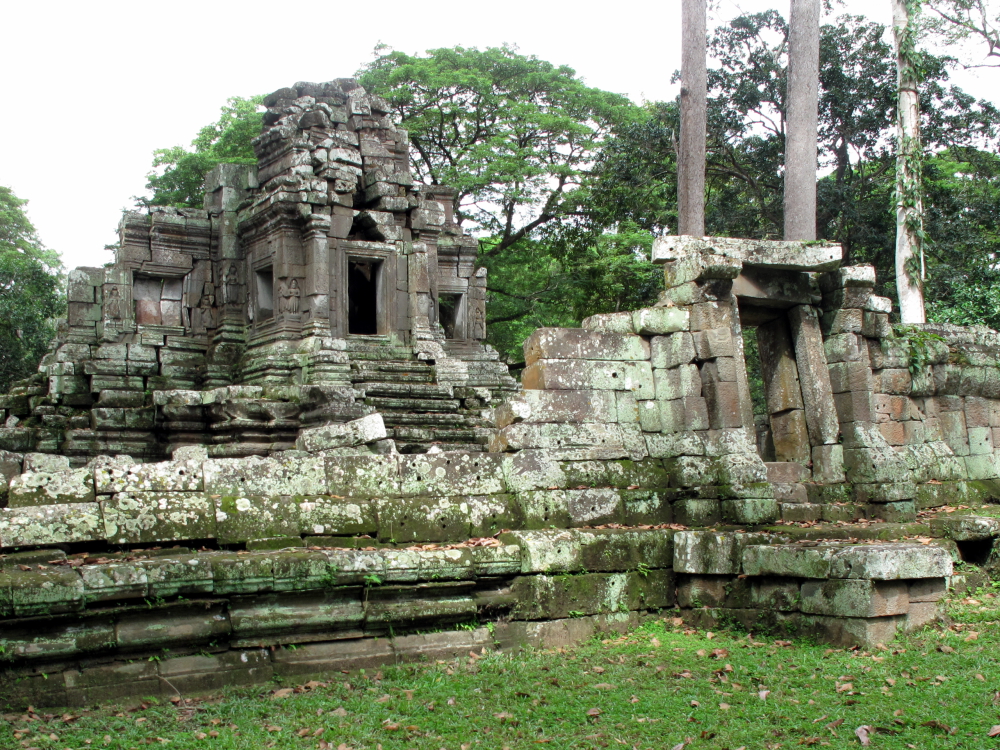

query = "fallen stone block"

[{"left": 295, "top": 413, "right": 387, "bottom": 452}]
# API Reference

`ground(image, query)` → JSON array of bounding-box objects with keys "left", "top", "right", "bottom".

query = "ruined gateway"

[{"left": 0, "top": 79, "right": 997, "bottom": 707}]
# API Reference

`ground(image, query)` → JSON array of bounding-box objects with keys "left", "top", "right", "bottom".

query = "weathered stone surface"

[
  {"left": 95, "top": 460, "right": 204, "bottom": 494},
  {"left": 498, "top": 529, "right": 582, "bottom": 573},
  {"left": 523, "top": 328, "right": 650, "bottom": 364},
  {"left": 632, "top": 307, "right": 690, "bottom": 335},
  {"left": 399, "top": 453, "right": 504, "bottom": 497},
  {"left": 788, "top": 305, "right": 840, "bottom": 446},
  {"left": 22, "top": 453, "right": 70, "bottom": 473},
  {"left": 0, "top": 503, "right": 104, "bottom": 547},
  {"left": 103, "top": 492, "right": 216, "bottom": 544},
  {"left": 326, "top": 454, "right": 399, "bottom": 498},
  {"left": 490, "top": 423, "right": 630, "bottom": 456},
  {"left": 204, "top": 454, "right": 327, "bottom": 496},
  {"left": 522, "top": 359, "right": 655, "bottom": 399},
  {"left": 7, "top": 468, "right": 95, "bottom": 506},
  {"left": 929, "top": 514, "right": 1000, "bottom": 541},
  {"left": 652, "top": 235, "right": 842, "bottom": 272},
  {"left": 296, "top": 413, "right": 386, "bottom": 451},
  {"left": 493, "top": 390, "right": 619, "bottom": 427},
  {"left": 800, "top": 579, "right": 909, "bottom": 617},
  {"left": 742, "top": 542, "right": 952, "bottom": 580}
]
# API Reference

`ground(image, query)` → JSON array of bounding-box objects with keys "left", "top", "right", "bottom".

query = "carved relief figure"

[
  {"left": 279, "top": 278, "right": 301, "bottom": 314},
  {"left": 105, "top": 286, "right": 122, "bottom": 319},
  {"left": 224, "top": 265, "right": 240, "bottom": 305}
]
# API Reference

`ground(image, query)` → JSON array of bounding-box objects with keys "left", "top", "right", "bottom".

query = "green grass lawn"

[{"left": 6, "top": 588, "right": 1000, "bottom": 750}]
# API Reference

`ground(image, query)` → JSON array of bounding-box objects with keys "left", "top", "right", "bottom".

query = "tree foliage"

[
  {"left": 357, "top": 45, "right": 640, "bottom": 253},
  {"left": 0, "top": 186, "right": 64, "bottom": 392},
  {"left": 141, "top": 96, "right": 263, "bottom": 208}
]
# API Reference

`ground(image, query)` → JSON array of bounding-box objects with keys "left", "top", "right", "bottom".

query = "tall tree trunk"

[
  {"left": 893, "top": 0, "right": 927, "bottom": 323},
  {"left": 679, "top": 0, "right": 707, "bottom": 236},
  {"left": 784, "top": 0, "right": 821, "bottom": 241}
]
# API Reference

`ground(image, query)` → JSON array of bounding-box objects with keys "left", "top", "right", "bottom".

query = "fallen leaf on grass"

[
  {"left": 265, "top": 725, "right": 281, "bottom": 732},
  {"left": 988, "top": 725, "right": 1000, "bottom": 737},
  {"left": 921, "top": 720, "right": 954, "bottom": 734},
  {"left": 586, "top": 707, "right": 602, "bottom": 718},
  {"left": 855, "top": 725, "right": 874, "bottom": 746},
  {"left": 494, "top": 712, "right": 515, "bottom": 723},
  {"left": 758, "top": 690, "right": 770, "bottom": 701},
  {"left": 593, "top": 683, "right": 615, "bottom": 690},
  {"left": 719, "top": 703, "right": 730, "bottom": 710},
  {"left": 272, "top": 688, "right": 294, "bottom": 699},
  {"left": 329, "top": 707, "right": 348, "bottom": 717}
]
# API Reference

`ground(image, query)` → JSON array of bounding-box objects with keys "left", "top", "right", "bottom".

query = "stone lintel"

[{"left": 652, "top": 235, "right": 842, "bottom": 272}]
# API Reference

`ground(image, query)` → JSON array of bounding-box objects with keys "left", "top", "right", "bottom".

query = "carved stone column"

[{"left": 302, "top": 213, "right": 332, "bottom": 337}]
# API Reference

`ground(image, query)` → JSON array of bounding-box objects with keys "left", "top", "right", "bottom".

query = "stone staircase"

[{"left": 350, "top": 359, "right": 491, "bottom": 453}]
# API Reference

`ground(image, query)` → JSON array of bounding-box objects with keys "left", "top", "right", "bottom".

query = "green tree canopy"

[
  {"left": 141, "top": 96, "right": 263, "bottom": 208},
  {"left": 0, "top": 186, "right": 64, "bottom": 391},
  {"left": 358, "top": 45, "right": 641, "bottom": 254}
]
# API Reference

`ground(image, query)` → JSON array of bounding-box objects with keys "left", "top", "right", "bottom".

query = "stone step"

[{"left": 365, "top": 396, "right": 460, "bottom": 413}]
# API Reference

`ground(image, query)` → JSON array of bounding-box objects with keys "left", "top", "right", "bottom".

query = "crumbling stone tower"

[{"left": 10, "top": 80, "right": 515, "bottom": 459}]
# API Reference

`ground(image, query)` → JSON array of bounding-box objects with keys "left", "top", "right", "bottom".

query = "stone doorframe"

[{"left": 654, "top": 236, "right": 843, "bottom": 477}]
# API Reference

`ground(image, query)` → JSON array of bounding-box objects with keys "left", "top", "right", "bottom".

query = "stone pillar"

[
  {"left": 757, "top": 316, "right": 810, "bottom": 464},
  {"left": 789, "top": 305, "right": 840, "bottom": 446},
  {"left": 784, "top": 0, "right": 820, "bottom": 241},
  {"left": 302, "top": 214, "right": 332, "bottom": 337},
  {"left": 724, "top": 295, "right": 756, "bottom": 442},
  {"left": 679, "top": 0, "right": 707, "bottom": 236}
]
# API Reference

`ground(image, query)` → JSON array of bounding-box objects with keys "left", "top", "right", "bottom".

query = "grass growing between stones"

[{"left": 7, "top": 589, "right": 1000, "bottom": 750}]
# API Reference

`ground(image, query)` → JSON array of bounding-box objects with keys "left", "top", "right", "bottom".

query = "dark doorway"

[
  {"left": 348, "top": 259, "right": 380, "bottom": 334},
  {"left": 255, "top": 267, "right": 274, "bottom": 321},
  {"left": 439, "top": 293, "right": 463, "bottom": 339}
]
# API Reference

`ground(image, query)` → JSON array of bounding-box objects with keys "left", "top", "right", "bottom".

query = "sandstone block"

[
  {"left": 523, "top": 328, "right": 649, "bottom": 364},
  {"left": 103, "top": 492, "right": 216, "bottom": 544},
  {"left": 498, "top": 529, "right": 582, "bottom": 573},
  {"left": 326, "top": 455, "right": 400, "bottom": 498},
  {"left": 399, "top": 452, "right": 505, "bottom": 497},
  {"left": 801, "top": 579, "right": 909, "bottom": 617},
  {"left": 770, "top": 409, "right": 811, "bottom": 464},
  {"left": 672, "top": 498, "right": 721, "bottom": 526},
  {"left": 0, "top": 503, "right": 105, "bottom": 548},
  {"left": 632, "top": 307, "right": 690, "bottom": 335},
  {"left": 7, "top": 468, "right": 95, "bottom": 506},
  {"left": 296, "top": 414, "right": 387, "bottom": 451},
  {"left": 580, "top": 311, "right": 635, "bottom": 334},
  {"left": 703, "top": 380, "right": 742, "bottom": 429},
  {"left": 908, "top": 578, "right": 947, "bottom": 602},
  {"left": 650, "top": 333, "right": 696, "bottom": 368},
  {"left": 493, "top": 390, "right": 619, "bottom": 427},
  {"left": 692, "top": 328, "right": 734, "bottom": 359},
  {"left": 654, "top": 364, "right": 701, "bottom": 400},
  {"left": 742, "top": 542, "right": 951, "bottom": 580},
  {"left": 522, "top": 359, "right": 655, "bottom": 399},
  {"left": 721, "top": 498, "right": 778, "bottom": 524},
  {"left": 204, "top": 454, "right": 327, "bottom": 496}
]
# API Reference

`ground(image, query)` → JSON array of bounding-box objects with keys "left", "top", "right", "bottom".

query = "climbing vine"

[
  {"left": 891, "top": 324, "right": 945, "bottom": 375},
  {"left": 894, "top": 0, "right": 929, "bottom": 287}
]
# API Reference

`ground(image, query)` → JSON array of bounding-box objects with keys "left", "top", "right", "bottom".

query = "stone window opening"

[
  {"left": 438, "top": 293, "right": 464, "bottom": 339},
  {"left": 255, "top": 267, "right": 274, "bottom": 321},
  {"left": 348, "top": 258, "right": 381, "bottom": 335}
]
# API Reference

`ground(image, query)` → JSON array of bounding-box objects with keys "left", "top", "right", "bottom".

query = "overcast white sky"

[{"left": 2, "top": 0, "right": 994, "bottom": 270}]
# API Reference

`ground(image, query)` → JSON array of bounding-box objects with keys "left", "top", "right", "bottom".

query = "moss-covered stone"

[
  {"left": 298, "top": 496, "right": 377, "bottom": 537},
  {"left": 325, "top": 455, "right": 400, "bottom": 498},
  {"left": 8, "top": 566, "right": 84, "bottom": 616},
  {"left": 498, "top": 529, "right": 582, "bottom": 573},
  {"left": 399, "top": 453, "right": 505, "bottom": 497},
  {"left": 511, "top": 572, "right": 630, "bottom": 619},
  {"left": 95, "top": 459, "right": 204, "bottom": 494},
  {"left": 7, "top": 468, "right": 95, "bottom": 506},
  {"left": 0, "top": 502, "right": 104, "bottom": 548},
  {"left": 80, "top": 561, "right": 148, "bottom": 604},
  {"left": 203, "top": 454, "right": 327, "bottom": 496},
  {"left": 103, "top": 492, "right": 215, "bottom": 544},
  {"left": 214, "top": 495, "right": 298, "bottom": 544},
  {"left": 376, "top": 495, "right": 472, "bottom": 543},
  {"left": 141, "top": 554, "right": 214, "bottom": 599},
  {"left": 210, "top": 552, "right": 275, "bottom": 595},
  {"left": 516, "top": 490, "right": 572, "bottom": 530}
]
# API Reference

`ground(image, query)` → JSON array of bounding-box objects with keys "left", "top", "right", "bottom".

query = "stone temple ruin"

[{"left": 0, "top": 79, "right": 998, "bottom": 707}]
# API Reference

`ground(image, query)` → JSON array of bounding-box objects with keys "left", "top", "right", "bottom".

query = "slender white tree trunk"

[
  {"left": 893, "top": 0, "right": 927, "bottom": 324},
  {"left": 679, "top": 0, "right": 707, "bottom": 236},
  {"left": 785, "top": 0, "right": 821, "bottom": 241}
]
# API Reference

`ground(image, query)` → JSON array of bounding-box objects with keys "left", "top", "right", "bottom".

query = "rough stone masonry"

[{"left": 1, "top": 79, "right": 998, "bottom": 707}]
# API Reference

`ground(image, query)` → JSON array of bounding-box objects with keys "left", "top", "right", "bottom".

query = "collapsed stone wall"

[{"left": 0, "top": 78, "right": 995, "bottom": 704}]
